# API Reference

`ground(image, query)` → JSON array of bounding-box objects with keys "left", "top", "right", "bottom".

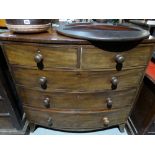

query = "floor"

[{"left": 30, "top": 126, "right": 128, "bottom": 135}]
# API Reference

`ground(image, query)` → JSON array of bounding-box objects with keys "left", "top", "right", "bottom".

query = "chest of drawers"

[{"left": 0, "top": 30, "right": 154, "bottom": 132}]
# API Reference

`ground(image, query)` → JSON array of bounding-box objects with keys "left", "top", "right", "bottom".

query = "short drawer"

[
  {"left": 24, "top": 106, "right": 130, "bottom": 131},
  {"left": 82, "top": 45, "right": 152, "bottom": 69},
  {"left": 12, "top": 67, "right": 144, "bottom": 92},
  {"left": 0, "top": 116, "right": 14, "bottom": 129},
  {"left": 4, "top": 44, "right": 78, "bottom": 69},
  {"left": 17, "top": 86, "right": 136, "bottom": 110}
]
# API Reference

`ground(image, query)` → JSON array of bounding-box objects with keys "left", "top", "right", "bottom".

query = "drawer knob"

[
  {"left": 34, "top": 53, "right": 43, "bottom": 64},
  {"left": 39, "top": 77, "right": 47, "bottom": 89},
  {"left": 47, "top": 117, "right": 53, "bottom": 126},
  {"left": 43, "top": 97, "right": 50, "bottom": 108},
  {"left": 103, "top": 117, "right": 110, "bottom": 126},
  {"left": 106, "top": 98, "right": 112, "bottom": 109},
  {"left": 115, "top": 54, "right": 125, "bottom": 64},
  {"left": 111, "top": 76, "right": 118, "bottom": 89}
]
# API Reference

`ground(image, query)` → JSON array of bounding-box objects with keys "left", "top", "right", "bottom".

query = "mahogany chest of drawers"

[{"left": 0, "top": 29, "right": 154, "bottom": 132}]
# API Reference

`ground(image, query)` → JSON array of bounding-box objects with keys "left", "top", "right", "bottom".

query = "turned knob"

[
  {"left": 111, "top": 76, "right": 118, "bottom": 86},
  {"left": 106, "top": 98, "right": 112, "bottom": 109},
  {"left": 43, "top": 97, "right": 50, "bottom": 108},
  {"left": 115, "top": 54, "right": 125, "bottom": 64},
  {"left": 34, "top": 53, "right": 43, "bottom": 63},
  {"left": 39, "top": 77, "right": 47, "bottom": 89},
  {"left": 47, "top": 117, "right": 53, "bottom": 126},
  {"left": 103, "top": 117, "right": 110, "bottom": 126}
]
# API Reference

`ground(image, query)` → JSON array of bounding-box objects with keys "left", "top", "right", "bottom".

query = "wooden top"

[
  {"left": 0, "top": 28, "right": 87, "bottom": 44},
  {"left": 0, "top": 28, "right": 155, "bottom": 44}
]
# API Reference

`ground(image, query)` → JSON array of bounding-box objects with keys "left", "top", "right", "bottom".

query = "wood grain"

[
  {"left": 12, "top": 67, "right": 144, "bottom": 92},
  {"left": 4, "top": 44, "right": 78, "bottom": 69},
  {"left": 17, "top": 86, "right": 136, "bottom": 110},
  {"left": 82, "top": 45, "right": 152, "bottom": 69},
  {"left": 24, "top": 106, "right": 130, "bottom": 131}
]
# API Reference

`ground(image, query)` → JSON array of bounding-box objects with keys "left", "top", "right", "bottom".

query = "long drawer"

[
  {"left": 24, "top": 106, "right": 130, "bottom": 131},
  {"left": 12, "top": 67, "right": 144, "bottom": 92},
  {"left": 4, "top": 44, "right": 78, "bottom": 69},
  {"left": 81, "top": 45, "right": 152, "bottom": 69},
  {"left": 17, "top": 86, "right": 136, "bottom": 110}
]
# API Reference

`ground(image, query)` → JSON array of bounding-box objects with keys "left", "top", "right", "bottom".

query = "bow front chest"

[{"left": 0, "top": 29, "right": 154, "bottom": 132}]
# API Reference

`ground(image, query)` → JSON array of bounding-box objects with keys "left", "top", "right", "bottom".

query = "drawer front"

[
  {"left": 4, "top": 44, "right": 78, "bottom": 69},
  {"left": 24, "top": 106, "right": 130, "bottom": 131},
  {"left": 0, "top": 100, "right": 8, "bottom": 113},
  {"left": 82, "top": 45, "right": 152, "bottom": 69},
  {"left": 0, "top": 117, "right": 14, "bottom": 129},
  {"left": 12, "top": 67, "right": 144, "bottom": 92},
  {"left": 17, "top": 86, "right": 136, "bottom": 110}
]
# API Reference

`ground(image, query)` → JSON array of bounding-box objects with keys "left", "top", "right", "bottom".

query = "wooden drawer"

[
  {"left": 82, "top": 45, "right": 152, "bottom": 69},
  {"left": 24, "top": 106, "right": 130, "bottom": 131},
  {"left": 0, "top": 117, "right": 14, "bottom": 129},
  {"left": 4, "top": 44, "right": 78, "bottom": 69},
  {"left": 12, "top": 67, "right": 144, "bottom": 92},
  {"left": 17, "top": 86, "right": 136, "bottom": 110},
  {"left": 0, "top": 100, "right": 8, "bottom": 113}
]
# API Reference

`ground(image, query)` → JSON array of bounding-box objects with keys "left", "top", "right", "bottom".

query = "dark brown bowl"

[{"left": 57, "top": 23, "right": 150, "bottom": 42}]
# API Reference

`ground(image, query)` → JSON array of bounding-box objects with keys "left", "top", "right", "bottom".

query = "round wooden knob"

[
  {"left": 47, "top": 117, "right": 53, "bottom": 126},
  {"left": 111, "top": 76, "right": 118, "bottom": 86},
  {"left": 43, "top": 98, "right": 50, "bottom": 108},
  {"left": 34, "top": 53, "right": 43, "bottom": 63},
  {"left": 115, "top": 54, "right": 125, "bottom": 64},
  {"left": 106, "top": 98, "right": 112, "bottom": 109},
  {"left": 103, "top": 117, "right": 109, "bottom": 126},
  {"left": 39, "top": 77, "right": 47, "bottom": 85},
  {"left": 39, "top": 77, "right": 47, "bottom": 89}
]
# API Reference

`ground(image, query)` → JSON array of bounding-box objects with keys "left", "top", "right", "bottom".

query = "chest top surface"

[{"left": 0, "top": 28, "right": 155, "bottom": 45}]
